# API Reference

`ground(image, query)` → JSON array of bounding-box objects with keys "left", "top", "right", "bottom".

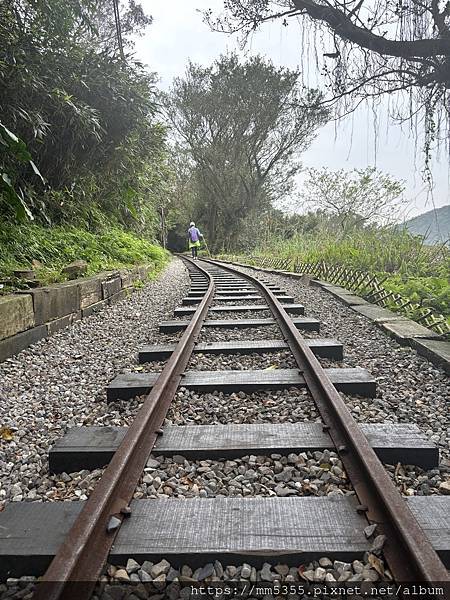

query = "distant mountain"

[{"left": 403, "top": 205, "right": 450, "bottom": 245}]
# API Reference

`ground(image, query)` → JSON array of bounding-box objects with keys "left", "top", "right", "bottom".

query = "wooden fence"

[{"left": 219, "top": 254, "right": 449, "bottom": 336}]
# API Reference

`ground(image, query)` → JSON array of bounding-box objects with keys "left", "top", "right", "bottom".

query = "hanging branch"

[{"left": 113, "top": 0, "right": 125, "bottom": 60}]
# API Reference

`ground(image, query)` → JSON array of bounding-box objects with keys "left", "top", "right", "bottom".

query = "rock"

[
  {"left": 173, "top": 455, "right": 185, "bottom": 464},
  {"left": 126, "top": 558, "right": 141, "bottom": 574},
  {"left": 241, "top": 563, "right": 252, "bottom": 578},
  {"left": 226, "top": 565, "right": 237, "bottom": 578},
  {"left": 181, "top": 565, "right": 193, "bottom": 577},
  {"left": 314, "top": 567, "right": 326, "bottom": 582},
  {"left": 260, "top": 563, "right": 273, "bottom": 582},
  {"left": 302, "top": 570, "right": 315, "bottom": 582},
  {"left": 133, "top": 584, "right": 150, "bottom": 600},
  {"left": 274, "top": 564, "right": 289, "bottom": 577},
  {"left": 138, "top": 569, "right": 152, "bottom": 583},
  {"left": 196, "top": 563, "right": 215, "bottom": 580},
  {"left": 274, "top": 484, "right": 297, "bottom": 496},
  {"left": 62, "top": 260, "right": 88, "bottom": 279},
  {"left": 364, "top": 524, "right": 377, "bottom": 538},
  {"left": 166, "top": 583, "right": 181, "bottom": 600},
  {"left": 214, "top": 560, "right": 224, "bottom": 578},
  {"left": 370, "top": 534, "right": 386, "bottom": 555},
  {"left": 13, "top": 269, "right": 36, "bottom": 280},
  {"left": 152, "top": 574, "right": 166, "bottom": 590},
  {"left": 319, "top": 557, "right": 333, "bottom": 568},
  {"left": 439, "top": 481, "right": 450, "bottom": 495},
  {"left": 114, "top": 569, "right": 129, "bottom": 582},
  {"left": 334, "top": 561, "right": 351, "bottom": 573},
  {"left": 167, "top": 567, "right": 180, "bottom": 582},
  {"left": 140, "top": 560, "right": 153, "bottom": 575},
  {"left": 352, "top": 560, "right": 364, "bottom": 573},
  {"left": 104, "top": 585, "right": 126, "bottom": 600},
  {"left": 151, "top": 559, "right": 171, "bottom": 578}
]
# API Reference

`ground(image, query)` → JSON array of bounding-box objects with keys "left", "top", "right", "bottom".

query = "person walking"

[{"left": 188, "top": 221, "right": 203, "bottom": 259}]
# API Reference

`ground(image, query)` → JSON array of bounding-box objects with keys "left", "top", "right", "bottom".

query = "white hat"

[{"left": 190, "top": 221, "right": 195, "bottom": 226}]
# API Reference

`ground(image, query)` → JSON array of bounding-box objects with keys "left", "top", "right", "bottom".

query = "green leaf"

[
  {"left": 0, "top": 123, "right": 32, "bottom": 162},
  {"left": 1, "top": 173, "right": 34, "bottom": 221},
  {"left": 29, "top": 160, "right": 45, "bottom": 185}
]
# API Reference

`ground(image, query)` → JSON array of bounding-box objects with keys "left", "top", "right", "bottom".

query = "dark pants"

[{"left": 191, "top": 246, "right": 198, "bottom": 258}]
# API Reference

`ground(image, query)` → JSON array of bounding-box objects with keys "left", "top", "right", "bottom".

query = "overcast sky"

[{"left": 133, "top": 0, "right": 449, "bottom": 219}]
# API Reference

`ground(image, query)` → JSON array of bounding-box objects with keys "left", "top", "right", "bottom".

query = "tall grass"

[
  {"left": 253, "top": 226, "right": 450, "bottom": 318},
  {"left": 0, "top": 221, "right": 169, "bottom": 285},
  {"left": 263, "top": 227, "right": 448, "bottom": 278}
]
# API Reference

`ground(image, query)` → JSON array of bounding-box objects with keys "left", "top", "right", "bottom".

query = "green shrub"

[{"left": 0, "top": 220, "right": 169, "bottom": 288}]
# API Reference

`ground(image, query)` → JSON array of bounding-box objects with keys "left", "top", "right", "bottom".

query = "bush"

[{"left": 0, "top": 220, "right": 169, "bottom": 287}]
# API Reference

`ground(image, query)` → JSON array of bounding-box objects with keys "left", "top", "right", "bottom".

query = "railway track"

[{"left": 0, "top": 257, "right": 448, "bottom": 600}]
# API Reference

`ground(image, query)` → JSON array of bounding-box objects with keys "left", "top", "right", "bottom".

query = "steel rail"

[
  {"left": 34, "top": 257, "right": 215, "bottom": 600},
  {"left": 205, "top": 258, "right": 449, "bottom": 583}
]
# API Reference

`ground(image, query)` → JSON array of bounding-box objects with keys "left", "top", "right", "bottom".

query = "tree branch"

[{"left": 292, "top": 0, "right": 450, "bottom": 58}]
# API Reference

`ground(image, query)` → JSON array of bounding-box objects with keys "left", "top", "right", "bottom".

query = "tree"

[
  {"left": 163, "top": 53, "right": 328, "bottom": 251},
  {"left": 300, "top": 166, "right": 406, "bottom": 235},
  {"left": 0, "top": 0, "right": 165, "bottom": 234},
  {"left": 206, "top": 1, "right": 450, "bottom": 161}
]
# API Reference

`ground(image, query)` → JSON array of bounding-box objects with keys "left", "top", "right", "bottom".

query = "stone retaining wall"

[{"left": 0, "top": 265, "right": 154, "bottom": 362}]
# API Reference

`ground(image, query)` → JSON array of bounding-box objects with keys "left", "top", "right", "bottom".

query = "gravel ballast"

[
  {"left": 166, "top": 388, "right": 320, "bottom": 425},
  {"left": 215, "top": 262, "right": 449, "bottom": 490},
  {"left": 134, "top": 451, "right": 352, "bottom": 499},
  {"left": 2, "top": 554, "right": 392, "bottom": 599},
  {"left": 0, "top": 258, "right": 189, "bottom": 509}
]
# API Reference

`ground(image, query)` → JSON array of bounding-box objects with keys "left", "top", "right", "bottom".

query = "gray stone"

[
  {"left": 314, "top": 567, "right": 326, "bottom": 581},
  {"left": 370, "top": 534, "right": 386, "bottom": 554},
  {"left": 181, "top": 565, "right": 193, "bottom": 578},
  {"left": 78, "top": 276, "right": 103, "bottom": 309},
  {"left": 126, "top": 558, "right": 140, "bottom": 574},
  {"left": 214, "top": 560, "right": 223, "bottom": 578},
  {"left": 274, "top": 564, "right": 289, "bottom": 577},
  {"left": 151, "top": 559, "right": 171, "bottom": 578},
  {"left": 102, "top": 276, "right": 122, "bottom": 300},
  {"left": 241, "top": 563, "right": 252, "bottom": 578},
  {"left": 152, "top": 574, "right": 166, "bottom": 590},
  {"left": 167, "top": 567, "right": 180, "bottom": 582},
  {"left": 62, "top": 260, "right": 88, "bottom": 279},
  {"left": 334, "top": 561, "right": 351, "bottom": 573},
  {"left": 114, "top": 569, "right": 129, "bottom": 582},
  {"left": 24, "top": 281, "right": 80, "bottom": 325},
  {"left": 364, "top": 524, "right": 377, "bottom": 538},
  {"left": 260, "top": 563, "right": 273, "bottom": 582},
  {"left": 318, "top": 557, "right": 333, "bottom": 568},
  {"left": 0, "top": 295, "right": 35, "bottom": 341},
  {"left": 140, "top": 561, "right": 153, "bottom": 575},
  {"left": 196, "top": 563, "right": 215, "bottom": 580},
  {"left": 138, "top": 569, "right": 152, "bottom": 583}
]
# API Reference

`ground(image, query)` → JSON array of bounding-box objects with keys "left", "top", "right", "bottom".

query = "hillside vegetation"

[
  {"left": 0, "top": 0, "right": 171, "bottom": 284},
  {"left": 256, "top": 224, "right": 449, "bottom": 319},
  {"left": 403, "top": 206, "right": 450, "bottom": 245}
]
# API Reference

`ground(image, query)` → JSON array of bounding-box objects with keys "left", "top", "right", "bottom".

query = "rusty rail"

[
  {"left": 206, "top": 258, "right": 449, "bottom": 583},
  {"left": 34, "top": 257, "right": 214, "bottom": 600}
]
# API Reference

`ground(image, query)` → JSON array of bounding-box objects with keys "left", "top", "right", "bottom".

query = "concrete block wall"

[{"left": 0, "top": 264, "right": 153, "bottom": 362}]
